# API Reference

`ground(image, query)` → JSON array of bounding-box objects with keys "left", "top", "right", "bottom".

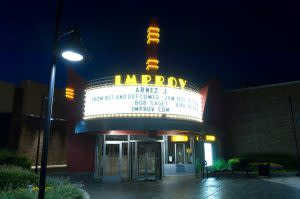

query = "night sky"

[{"left": 1, "top": 0, "right": 300, "bottom": 89}]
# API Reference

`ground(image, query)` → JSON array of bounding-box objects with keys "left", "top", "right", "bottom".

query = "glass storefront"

[
  {"left": 166, "top": 135, "right": 194, "bottom": 165},
  {"left": 95, "top": 133, "right": 207, "bottom": 181},
  {"left": 95, "top": 134, "right": 163, "bottom": 181}
]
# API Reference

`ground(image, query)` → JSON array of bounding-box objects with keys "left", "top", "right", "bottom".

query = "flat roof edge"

[{"left": 225, "top": 80, "right": 300, "bottom": 93}]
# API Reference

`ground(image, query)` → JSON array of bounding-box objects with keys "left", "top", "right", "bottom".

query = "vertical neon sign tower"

[{"left": 146, "top": 19, "right": 160, "bottom": 73}]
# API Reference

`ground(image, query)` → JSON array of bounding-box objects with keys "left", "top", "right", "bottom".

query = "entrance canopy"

[{"left": 75, "top": 117, "right": 203, "bottom": 134}]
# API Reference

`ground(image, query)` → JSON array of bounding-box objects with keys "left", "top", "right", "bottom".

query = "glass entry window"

[
  {"left": 104, "top": 143, "right": 121, "bottom": 181},
  {"left": 175, "top": 143, "right": 185, "bottom": 164},
  {"left": 167, "top": 135, "right": 194, "bottom": 164},
  {"left": 121, "top": 143, "right": 128, "bottom": 179}
]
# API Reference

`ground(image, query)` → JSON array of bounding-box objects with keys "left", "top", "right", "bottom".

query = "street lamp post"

[
  {"left": 34, "top": 96, "right": 46, "bottom": 174},
  {"left": 38, "top": 0, "right": 84, "bottom": 198},
  {"left": 288, "top": 96, "right": 300, "bottom": 176}
]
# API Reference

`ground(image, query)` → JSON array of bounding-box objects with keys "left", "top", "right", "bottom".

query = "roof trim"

[{"left": 225, "top": 80, "right": 300, "bottom": 93}]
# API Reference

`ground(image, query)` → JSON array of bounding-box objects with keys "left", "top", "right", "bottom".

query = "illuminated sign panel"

[
  {"left": 205, "top": 135, "right": 216, "bottom": 142},
  {"left": 84, "top": 85, "right": 203, "bottom": 122},
  {"left": 147, "top": 26, "right": 160, "bottom": 44},
  {"left": 114, "top": 75, "right": 187, "bottom": 89},
  {"left": 65, "top": 87, "right": 74, "bottom": 100},
  {"left": 171, "top": 135, "right": 189, "bottom": 142}
]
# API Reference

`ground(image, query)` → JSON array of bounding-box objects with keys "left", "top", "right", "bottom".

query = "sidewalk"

[
  {"left": 51, "top": 174, "right": 300, "bottom": 199},
  {"left": 263, "top": 177, "right": 300, "bottom": 190}
]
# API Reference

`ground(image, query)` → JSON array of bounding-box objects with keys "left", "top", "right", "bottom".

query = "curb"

[{"left": 80, "top": 188, "right": 90, "bottom": 199}]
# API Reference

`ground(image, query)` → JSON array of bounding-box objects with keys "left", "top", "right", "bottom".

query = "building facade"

[
  {"left": 0, "top": 80, "right": 68, "bottom": 167},
  {"left": 1, "top": 22, "right": 299, "bottom": 181},
  {"left": 1, "top": 77, "right": 300, "bottom": 180},
  {"left": 64, "top": 69, "right": 218, "bottom": 181},
  {"left": 223, "top": 81, "right": 300, "bottom": 159}
]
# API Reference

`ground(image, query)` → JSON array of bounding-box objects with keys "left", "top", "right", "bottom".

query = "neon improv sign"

[{"left": 114, "top": 75, "right": 187, "bottom": 89}]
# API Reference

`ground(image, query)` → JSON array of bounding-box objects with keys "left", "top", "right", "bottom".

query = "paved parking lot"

[{"left": 72, "top": 176, "right": 300, "bottom": 199}]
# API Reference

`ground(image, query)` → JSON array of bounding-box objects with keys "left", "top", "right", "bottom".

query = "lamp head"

[
  {"left": 62, "top": 50, "right": 83, "bottom": 62},
  {"left": 60, "top": 27, "right": 85, "bottom": 62}
]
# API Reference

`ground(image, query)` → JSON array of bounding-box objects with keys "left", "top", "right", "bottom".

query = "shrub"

[
  {"left": 194, "top": 158, "right": 201, "bottom": 174},
  {"left": 0, "top": 189, "right": 33, "bottom": 199},
  {"left": 228, "top": 158, "right": 240, "bottom": 170},
  {"left": 239, "top": 157, "right": 252, "bottom": 171},
  {"left": 212, "top": 159, "right": 228, "bottom": 171},
  {"left": 45, "top": 183, "right": 84, "bottom": 199},
  {"left": 227, "top": 157, "right": 252, "bottom": 171},
  {"left": 240, "top": 154, "right": 297, "bottom": 170},
  {"left": 0, "top": 150, "right": 31, "bottom": 169},
  {"left": 0, "top": 180, "right": 84, "bottom": 199},
  {"left": 228, "top": 154, "right": 297, "bottom": 172},
  {"left": 0, "top": 165, "right": 38, "bottom": 190}
]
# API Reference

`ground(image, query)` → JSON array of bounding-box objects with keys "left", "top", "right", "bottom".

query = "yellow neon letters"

[
  {"left": 167, "top": 77, "right": 177, "bottom": 88},
  {"left": 115, "top": 75, "right": 187, "bottom": 89},
  {"left": 155, "top": 75, "right": 165, "bottom": 87},
  {"left": 141, "top": 75, "right": 151, "bottom": 86},
  {"left": 115, "top": 75, "right": 122, "bottom": 86},
  {"left": 178, "top": 79, "right": 187, "bottom": 89},
  {"left": 124, "top": 75, "right": 137, "bottom": 86}
]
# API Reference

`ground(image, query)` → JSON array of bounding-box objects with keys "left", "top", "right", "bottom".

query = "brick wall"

[
  {"left": 1, "top": 80, "right": 69, "bottom": 166},
  {"left": 224, "top": 81, "right": 300, "bottom": 158},
  {"left": 17, "top": 118, "right": 67, "bottom": 165},
  {"left": 0, "top": 81, "right": 15, "bottom": 113}
]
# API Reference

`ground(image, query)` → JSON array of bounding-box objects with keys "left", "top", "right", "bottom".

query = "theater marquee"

[{"left": 84, "top": 81, "right": 203, "bottom": 122}]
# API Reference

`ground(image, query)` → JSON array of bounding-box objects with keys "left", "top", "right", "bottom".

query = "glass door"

[
  {"left": 175, "top": 143, "right": 185, "bottom": 164},
  {"left": 137, "top": 143, "right": 147, "bottom": 178},
  {"left": 103, "top": 143, "right": 121, "bottom": 181},
  {"left": 147, "top": 145, "right": 156, "bottom": 177},
  {"left": 137, "top": 142, "right": 161, "bottom": 180},
  {"left": 121, "top": 143, "right": 128, "bottom": 180}
]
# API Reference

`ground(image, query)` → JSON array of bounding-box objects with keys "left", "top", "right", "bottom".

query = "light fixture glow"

[
  {"left": 147, "top": 33, "right": 159, "bottom": 38},
  {"left": 204, "top": 143, "right": 213, "bottom": 166},
  {"left": 171, "top": 135, "right": 188, "bottom": 142},
  {"left": 146, "top": 65, "right": 159, "bottom": 71},
  {"left": 146, "top": 58, "right": 159, "bottom": 65},
  {"left": 147, "top": 27, "right": 160, "bottom": 33},
  {"left": 206, "top": 135, "right": 216, "bottom": 142},
  {"left": 147, "top": 38, "right": 159, "bottom": 44},
  {"left": 62, "top": 50, "right": 83, "bottom": 62},
  {"left": 65, "top": 87, "right": 74, "bottom": 100}
]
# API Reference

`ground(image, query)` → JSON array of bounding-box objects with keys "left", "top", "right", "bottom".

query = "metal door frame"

[
  {"left": 103, "top": 142, "right": 122, "bottom": 181},
  {"left": 134, "top": 141, "right": 162, "bottom": 180}
]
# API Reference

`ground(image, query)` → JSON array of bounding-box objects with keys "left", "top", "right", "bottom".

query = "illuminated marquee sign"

[
  {"left": 84, "top": 84, "right": 203, "bottom": 122},
  {"left": 114, "top": 75, "right": 187, "bottom": 89}
]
